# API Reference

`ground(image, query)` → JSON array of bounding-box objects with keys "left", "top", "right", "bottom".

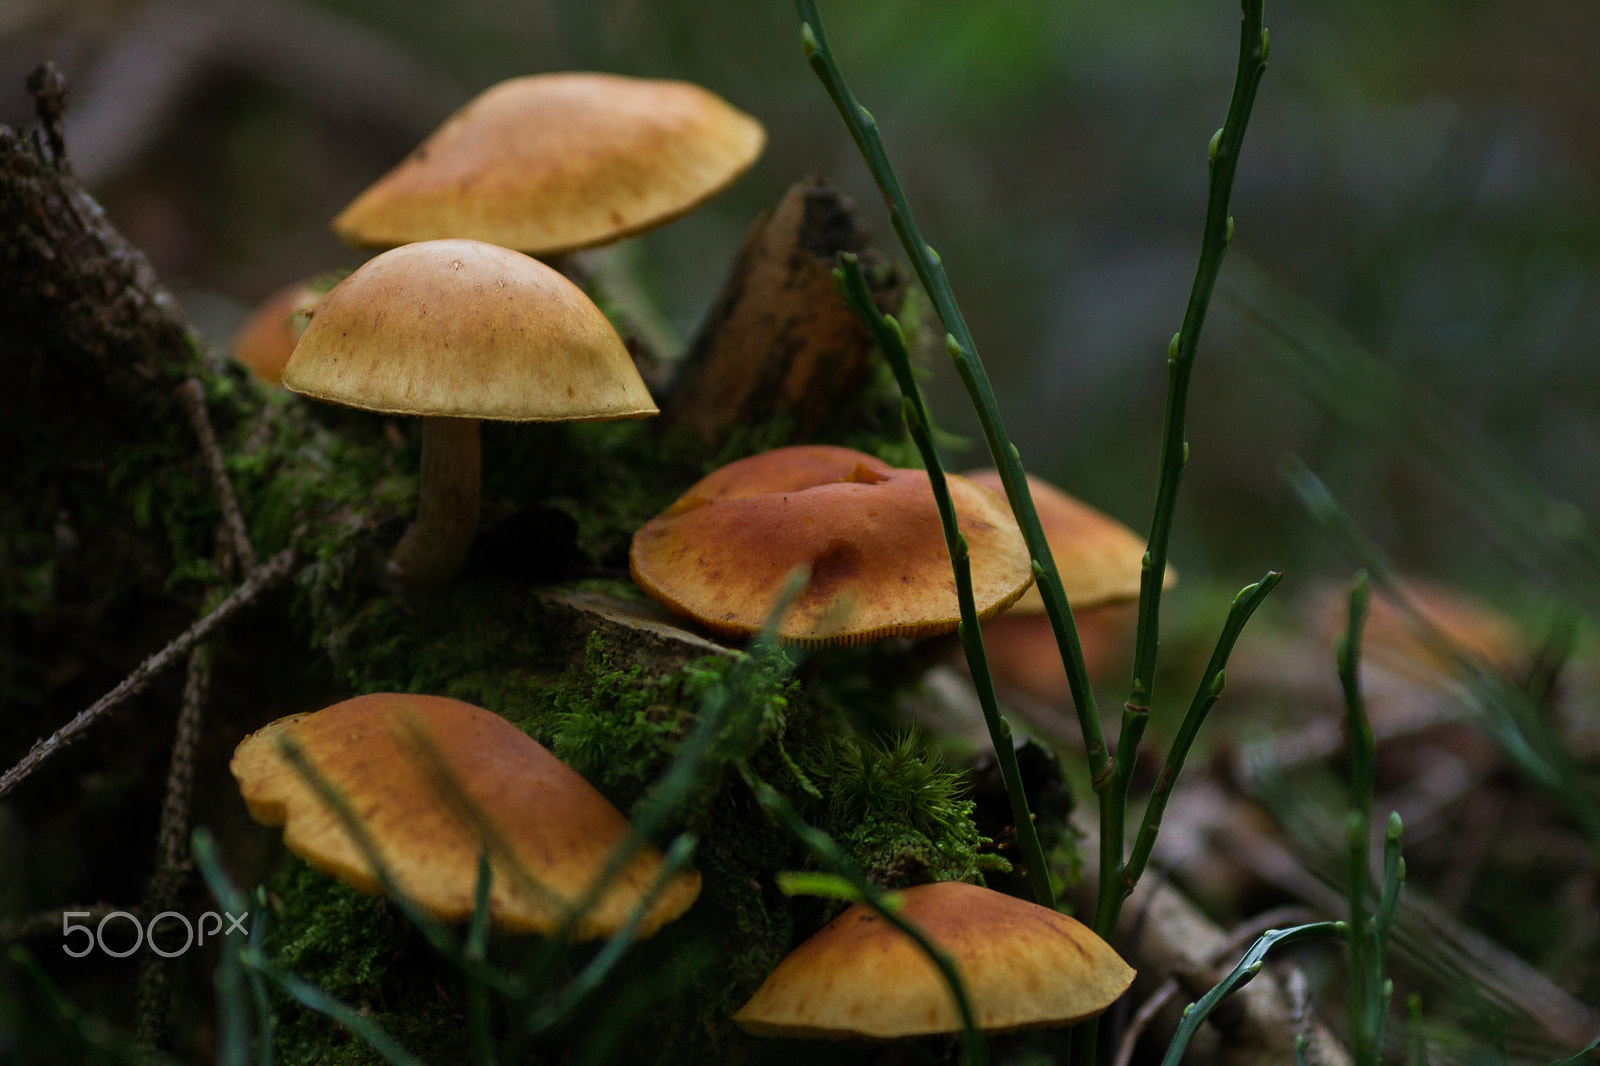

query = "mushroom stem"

[{"left": 389, "top": 415, "right": 481, "bottom": 586}]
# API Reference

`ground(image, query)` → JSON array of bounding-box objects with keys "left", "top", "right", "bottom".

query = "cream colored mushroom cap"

[
  {"left": 965, "top": 470, "right": 1173, "bottom": 613},
  {"left": 732, "top": 881, "right": 1135, "bottom": 1038},
  {"left": 281, "top": 239, "right": 656, "bottom": 421},
  {"left": 332, "top": 72, "right": 767, "bottom": 255},
  {"left": 230, "top": 693, "right": 700, "bottom": 939}
]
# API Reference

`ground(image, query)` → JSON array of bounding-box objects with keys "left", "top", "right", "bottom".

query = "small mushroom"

[
  {"left": 732, "top": 881, "right": 1134, "bottom": 1038},
  {"left": 629, "top": 445, "right": 1033, "bottom": 646},
  {"left": 229, "top": 279, "right": 321, "bottom": 385},
  {"left": 282, "top": 238, "right": 657, "bottom": 585},
  {"left": 331, "top": 72, "right": 766, "bottom": 256},
  {"left": 963, "top": 469, "right": 1173, "bottom": 613},
  {"left": 230, "top": 693, "right": 700, "bottom": 939},
  {"left": 963, "top": 470, "right": 1175, "bottom": 697}
]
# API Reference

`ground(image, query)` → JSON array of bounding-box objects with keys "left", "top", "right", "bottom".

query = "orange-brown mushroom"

[
  {"left": 629, "top": 446, "right": 1033, "bottom": 646},
  {"left": 1311, "top": 576, "right": 1527, "bottom": 682},
  {"left": 332, "top": 72, "right": 766, "bottom": 256},
  {"left": 229, "top": 280, "right": 321, "bottom": 385},
  {"left": 963, "top": 470, "right": 1172, "bottom": 613},
  {"left": 732, "top": 881, "right": 1134, "bottom": 1038},
  {"left": 230, "top": 693, "right": 700, "bottom": 939}
]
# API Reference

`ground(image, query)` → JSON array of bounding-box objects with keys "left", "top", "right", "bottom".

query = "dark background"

[{"left": 8, "top": 0, "right": 1599, "bottom": 622}]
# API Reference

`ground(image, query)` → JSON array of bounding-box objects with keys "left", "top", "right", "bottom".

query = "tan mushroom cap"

[
  {"left": 230, "top": 693, "right": 701, "bottom": 939},
  {"left": 964, "top": 470, "right": 1173, "bottom": 613},
  {"left": 630, "top": 446, "right": 1033, "bottom": 647},
  {"left": 332, "top": 72, "right": 767, "bottom": 255},
  {"left": 732, "top": 881, "right": 1135, "bottom": 1038},
  {"left": 281, "top": 239, "right": 656, "bottom": 421}
]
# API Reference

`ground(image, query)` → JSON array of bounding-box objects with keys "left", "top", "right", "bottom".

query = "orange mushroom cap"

[
  {"left": 630, "top": 446, "right": 1033, "bottom": 647},
  {"left": 732, "top": 881, "right": 1135, "bottom": 1038},
  {"left": 1312, "top": 576, "right": 1527, "bottom": 682},
  {"left": 332, "top": 72, "right": 766, "bottom": 255},
  {"left": 230, "top": 693, "right": 700, "bottom": 939},
  {"left": 229, "top": 280, "right": 320, "bottom": 385},
  {"left": 964, "top": 470, "right": 1173, "bottom": 613}
]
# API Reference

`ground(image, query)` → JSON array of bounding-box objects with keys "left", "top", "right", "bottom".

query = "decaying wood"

[
  {"left": 0, "top": 62, "right": 197, "bottom": 463},
  {"left": 662, "top": 178, "right": 904, "bottom": 446},
  {"left": 1069, "top": 802, "right": 1354, "bottom": 1066},
  {"left": 539, "top": 589, "right": 734, "bottom": 674}
]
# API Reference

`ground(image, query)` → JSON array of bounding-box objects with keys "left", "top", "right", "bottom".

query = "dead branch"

[
  {"left": 177, "top": 378, "right": 257, "bottom": 574},
  {"left": 0, "top": 548, "right": 296, "bottom": 800}
]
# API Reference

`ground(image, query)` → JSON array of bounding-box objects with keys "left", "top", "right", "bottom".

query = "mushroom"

[
  {"left": 732, "top": 881, "right": 1134, "bottom": 1038},
  {"left": 230, "top": 692, "right": 701, "bottom": 939},
  {"left": 628, "top": 445, "right": 1033, "bottom": 646},
  {"left": 229, "top": 279, "right": 321, "bottom": 385},
  {"left": 962, "top": 469, "right": 1173, "bottom": 614},
  {"left": 281, "top": 237, "right": 657, "bottom": 585},
  {"left": 1310, "top": 576, "right": 1527, "bottom": 683},
  {"left": 331, "top": 72, "right": 767, "bottom": 257},
  {"left": 962, "top": 470, "right": 1175, "bottom": 697}
]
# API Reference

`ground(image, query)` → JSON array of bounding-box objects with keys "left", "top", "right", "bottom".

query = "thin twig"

[
  {"left": 0, "top": 903, "right": 127, "bottom": 944},
  {"left": 0, "top": 548, "right": 296, "bottom": 799},
  {"left": 136, "top": 643, "right": 212, "bottom": 1048},
  {"left": 178, "top": 377, "right": 257, "bottom": 574},
  {"left": 1112, "top": 979, "right": 1179, "bottom": 1066}
]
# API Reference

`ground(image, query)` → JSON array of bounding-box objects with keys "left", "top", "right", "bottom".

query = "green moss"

[
  {"left": 266, "top": 859, "right": 473, "bottom": 1066},
  {"left": 817, "top": 732, "right": 992, "bottom": 887}
]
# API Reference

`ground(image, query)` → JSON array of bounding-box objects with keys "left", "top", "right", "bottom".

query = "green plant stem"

[
  {"left": 794, "top": 0, "right": 1107, "bottom": 792},
  {"left": 247, "top": 889, "right": 274, "bottom": 1066},
  {"left": 525, "top": 834, "right": 699, "bottom": 1036},
  {"left": 1112, "top": 0, "right": 1269, "bottom": 948},
  {"left": 466, "top": 855, "right": 495, "bottom": 1066},
  {"left": 1334, "top": 569, "right": 1406, "bottom": 1066},
  {"left": 748, "top": 771, "right": 988, "bottom": 1066},
  {"left": 1121, "top": 572, "right": 1282, "bottom": 893},
  {"left": 834, "top": 255, "right": 1053, "bottom": 907},
  {"left": 1129, "top": 0, "right": 1269, "bottom": 719},
  {"left": 1158, "top": 922, "right": 1345, "bottom": 1066}
]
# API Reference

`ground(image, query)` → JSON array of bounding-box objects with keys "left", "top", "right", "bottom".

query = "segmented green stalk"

[
  {"left": 834, "top": 255, "right": 1054, "bottom": 907},
  {"left": 1158, "top": 921, "right": 1346, "bottom": 1066},
  {"left": 1122, "top": 571, "right": 1282, "bottom": 891},
  {"left": 1115, "top": 0, "right": 1269, "bottom": 934},
  {"left": 1336, "top": 574, "right": 1406, "bottom": 1066},
  {"left": 797, "top": 10, "right": 1278, "bottom": 1062},
  {"left": 794, "top": 0, "right": 1108, "bottom": 795}
]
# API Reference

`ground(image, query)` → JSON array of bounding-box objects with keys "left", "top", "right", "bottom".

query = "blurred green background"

[{"left": 5, "top": 0, "right": 1599, "bottom": 612}]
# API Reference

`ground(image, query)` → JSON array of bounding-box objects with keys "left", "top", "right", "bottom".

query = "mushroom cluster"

[
  {"left": 228, "top": 63, "right": 1144, "bottom": 1058},
  {"left": 270, "top": 71, "right": 767, "bottom": 586}
]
